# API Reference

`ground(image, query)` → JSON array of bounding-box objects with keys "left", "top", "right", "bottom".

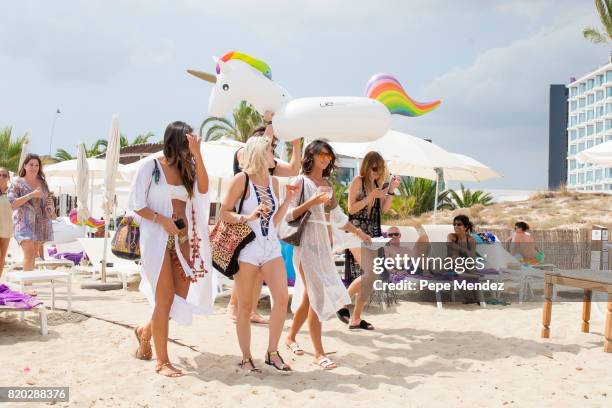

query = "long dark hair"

[
  {"left": 18, "top": 153, "right": 49, "bottom": 192},
  {"left": 302, "top": 140, "right": 336, "bottom": 177},
  {"left": 163, "top": 121, "right": 195, "bottom": 198},
  {"left": 453, "top": 215, "right": 474, "bottom": 234}
]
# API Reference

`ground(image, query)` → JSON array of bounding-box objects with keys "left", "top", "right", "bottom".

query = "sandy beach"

[{"left": 1, "top": 278, "right": 610, "bottom": 408}]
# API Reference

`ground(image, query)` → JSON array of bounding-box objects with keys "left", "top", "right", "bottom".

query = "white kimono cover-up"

[
  {"left": 280, "top": 175, "right": 351, "bottom": 321},
  {"left": 128, "top": 156, "right": 217, "bottom": 325}
]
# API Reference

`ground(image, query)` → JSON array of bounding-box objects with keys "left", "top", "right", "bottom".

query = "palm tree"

[
  {"left": 54, "top": 132, "right": 155, "bottom": 161},
  {"left": 448, "top": 184, "right": 493, "bottom": 208},
  {"left": 200, "top": 101, "right": 263, "bottom": 142},
  {"left": 0, "top": 127, "right": 28, "bottom": 171},
  {"left": 583, "top": 0, "right": 612, "bottom": 44},
  {"left": 391, "top": 177, "right": 452, "bottom": 217}
]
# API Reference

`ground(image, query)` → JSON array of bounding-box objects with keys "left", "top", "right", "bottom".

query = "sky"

[{"left": 0, "top": 0, "right": 606, "bottom": 190}]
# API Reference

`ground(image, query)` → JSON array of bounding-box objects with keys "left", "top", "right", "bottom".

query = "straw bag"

[
  {"left": 111, "top": 159, "right": 160, "bottom": 260},
  {"left": 280, "top": 178, "right": 310, "bottom": 247},
  {"left": 210, "top": 173, "right": 255, "bottom": 277}
]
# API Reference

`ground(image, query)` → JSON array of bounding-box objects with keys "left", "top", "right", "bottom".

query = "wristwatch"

[{"left": 386, "top": 191, "right": 396, "bottom": 196}]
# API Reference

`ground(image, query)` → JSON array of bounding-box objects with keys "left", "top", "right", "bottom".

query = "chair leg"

[
  {"left": 51, "top": 279, "right": 56, "bottom": 311},
  {"left": 479, "top": 289, "right": 486, "bottom": 308},
  {"left": 436, "top": 290, "right": 443, "bottom": 310},
  {"left": 67, "top": 275, "right": 72, "bottom": 313},
  {"left": 40, "top": 307, "right": 48, "bottom": 336}
]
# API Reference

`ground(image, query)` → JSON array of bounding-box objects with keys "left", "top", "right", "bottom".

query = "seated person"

[
  {"left": 447, "top": 215, "right": 479, "bottom": 278},
  {"left": 384, "top": 226, "right": 429, "bottom": 275},
  {"left": 506, "top": 221, "right": 538, "bottom": 264}
]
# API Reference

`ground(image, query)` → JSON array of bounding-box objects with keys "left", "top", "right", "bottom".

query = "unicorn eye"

[{"left": 222, "top": 84, "right": 229, "bottom": 91}]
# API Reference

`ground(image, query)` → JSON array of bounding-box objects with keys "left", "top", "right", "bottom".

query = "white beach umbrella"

[
  {"left": 76, "top": 143, "right": 90, "bottom": 224},
  {"left": 101, "top": 115, "right": 121, "bottom": 283},
  {"left": 18, "top": 134, "right": 29, "bottom": 171},
  {"left": 331, "top": 130, "right": 475, "bottom": 218},
  {"left": 576, "top": 140, "right": 612, "bottom": 165},
  {"left": 444, "top": 153, "right": 502, "bottom": 182},
  {"left": 45, "top": 157, "right": 127, "bottom": 178},
  {"left": 330, "top": 130, "right": 471, "bottom": 181}
]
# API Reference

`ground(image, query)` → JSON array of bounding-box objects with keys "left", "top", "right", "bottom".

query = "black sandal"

[
  {"left": 336, "top": 307, "right": 350, "bottom": 324},
  {"left": 238, "top": 358, "right": 262, "bottom": 373},
  {"left": 349, "top": 320, "right": 375, "bottom": 331},
  {"left": 265, "top": 351, "right": 292, "bottom": 372}
]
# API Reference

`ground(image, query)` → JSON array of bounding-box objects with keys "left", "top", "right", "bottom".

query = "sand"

[{"left": 1, "top": 279, "right": 611, "bottom": 408}]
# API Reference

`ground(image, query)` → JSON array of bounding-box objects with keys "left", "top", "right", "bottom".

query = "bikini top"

[{"left": 168, "top": 184, "right": 188, "bottom": 202}]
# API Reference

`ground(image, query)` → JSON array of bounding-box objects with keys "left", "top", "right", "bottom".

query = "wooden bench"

[{"left": 541, "top": 269, "right": 612, "bottom": 352}]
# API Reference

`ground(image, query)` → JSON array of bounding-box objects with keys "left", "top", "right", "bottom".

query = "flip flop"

[
  {"left": 286, "top": 342, "right": 305, "bottom": 356},
  {"left": 336, "top": 307, "right": 350, "bottom": 324},
  {"left": 349, "top": 320, "right": 374, "bottom": 331}
]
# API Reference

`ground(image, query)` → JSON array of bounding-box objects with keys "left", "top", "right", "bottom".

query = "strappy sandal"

[
  {"left": 238, "top": 358, "right": 262, "bottom": 373},
  {"left": 133, "top": 327, "right": 152, "bottom": 360},
  {"left": 286, "top": 342, "right": 304, "bottom": 356},
  {"left": 265, "top": 351, "right": 292, "bottom": 372},
  {"left": 336, "top": 307, "right": 350, "bottom": 324},
  {"left": 313, "top": 356, "right": 337, "bottom": 370},
  {"left": 155, "top": 361, "right": 183, "bottom": 378},
  {"left": 349, "top": 320, "right": 375, "bottom": 331}
]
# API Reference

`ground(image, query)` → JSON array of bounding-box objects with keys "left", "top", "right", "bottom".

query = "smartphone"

[{"left": 174, "top": 218, "right": 186, "bottom": 230}]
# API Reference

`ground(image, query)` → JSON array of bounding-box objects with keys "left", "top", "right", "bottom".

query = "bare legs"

[
  {"left": 20, "top": 240, "right": 38, "bottom": 271},
  {"left": 0, "top": 238, "right": 9, "bottom": 278},
  {"left": 137, "top": 250, "right": 190, "bottom": 377},
  {"left": 286, "top": 264, "right": 337, "bottom": 369},
  {"left": 234, "top": 258, "right": 289, "bottom": 370},
  {"left": 228, "top": 275, "right": 268, "bottom": 323},
  {"left": 346, "top": 247, "right": 376, "bottom": 327}
]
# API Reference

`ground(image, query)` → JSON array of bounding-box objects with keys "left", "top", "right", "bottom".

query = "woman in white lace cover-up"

[{"left": 281, "top": 140, "right": 371, "bottom": 370}]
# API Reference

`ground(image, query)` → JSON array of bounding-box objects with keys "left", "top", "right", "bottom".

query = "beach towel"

[{"left": 0, "top": 284, "right": 43, "bottom": 309}]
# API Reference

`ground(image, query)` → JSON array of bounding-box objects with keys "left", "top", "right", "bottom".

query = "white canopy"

[
  {"left": 45, "top": 157, "right": 129, "bottom": 179},
  {"left": 330, "top": 130, "right": 473, "bottom": 180},
  {"left": 576, "top": 140, "right": 612, "bottom": 165},
  {"left": 444, "top": 153, "right": 502, "bottom": 182}
]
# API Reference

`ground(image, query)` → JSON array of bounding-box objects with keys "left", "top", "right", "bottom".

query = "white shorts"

[{"left": 238, "top": 235, "right": 282, "bottom": 267}]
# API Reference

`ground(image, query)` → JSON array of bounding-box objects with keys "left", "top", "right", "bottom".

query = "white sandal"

[
  {"left": 286, "top": 342, "right": 305, "bottom": 356},
  {"left": 313, "top": 356, "right": 337, "bottom": 370}
]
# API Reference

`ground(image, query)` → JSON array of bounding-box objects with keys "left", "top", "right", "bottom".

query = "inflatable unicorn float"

[{"left": 188, "top": 51, "right": 440, "bottom": 142}]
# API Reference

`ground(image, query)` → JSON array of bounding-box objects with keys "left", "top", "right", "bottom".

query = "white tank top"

[{"left": 239, "top": 175, "right": 278, "bottom": 238}]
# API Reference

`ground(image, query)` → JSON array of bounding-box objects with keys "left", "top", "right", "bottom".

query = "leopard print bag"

[{"left": 210, "top": 173, "right": 255, "bottom": 277}]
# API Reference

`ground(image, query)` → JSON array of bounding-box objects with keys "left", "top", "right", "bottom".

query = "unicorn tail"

[{"left": 365, "top": 74, "right": 440, "bottom": 117}]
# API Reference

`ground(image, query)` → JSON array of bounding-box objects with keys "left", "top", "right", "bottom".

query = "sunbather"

[{"left": 507, "top": 221, "right": 538, "bottom": 264}]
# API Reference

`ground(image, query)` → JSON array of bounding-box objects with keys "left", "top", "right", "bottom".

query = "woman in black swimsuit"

[{"left": 447, "top": 215, "right": 477, "bottom": 260}]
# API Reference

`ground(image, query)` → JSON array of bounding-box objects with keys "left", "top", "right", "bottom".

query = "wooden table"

[{"left": 541, "top": 269, "right": 612, "bottom": 352}]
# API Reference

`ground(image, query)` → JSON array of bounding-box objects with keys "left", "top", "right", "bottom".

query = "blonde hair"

[
  {"left": 359, "top": 151, "right": 388, "bottom": 191},
  {"left": 240, "top": 136, "right": 271, "bottom": 176}
]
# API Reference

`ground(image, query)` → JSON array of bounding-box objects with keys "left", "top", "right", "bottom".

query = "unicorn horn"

[{"left": 187, "top": 69, "right": 217, "bottom": 83}]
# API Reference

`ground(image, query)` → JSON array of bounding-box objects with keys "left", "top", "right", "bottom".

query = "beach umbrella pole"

[{"left": 433, "top": 180, "right": 439, "bottom": 221}]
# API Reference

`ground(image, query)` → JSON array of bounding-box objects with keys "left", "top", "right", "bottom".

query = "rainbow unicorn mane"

[
  {"left": 216, "top": 51, "right": 272, "bottom": 79},
  {"left": 365, "top": 74, "right": 440, "bottom": 117}
]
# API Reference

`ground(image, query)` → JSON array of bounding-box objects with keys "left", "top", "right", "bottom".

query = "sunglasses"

[
  {"left": 318, "top": 152, "right": 333, "bottom": 160},
  {"left": 387, "top": 232, "right": 401, "bottom": 237},
  {"left": 0, "top": 174, "right": 8, "bottom": 178},
  {"left": 453, "top": 223, "right": 465, "bottom": 227}
]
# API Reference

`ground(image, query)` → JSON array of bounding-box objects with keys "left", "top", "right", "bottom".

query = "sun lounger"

[
  {"left": 77, "top": 238, "right": 141, "bottom": 290},
  {"left": 0, "top": 303, "right": 48, "bottom": 335},
  {"left": 5, "top": 270, "right": 72, "bottom": 312},
  {"left": 6, "top": 238, "right": 75, "bottom": 272}
]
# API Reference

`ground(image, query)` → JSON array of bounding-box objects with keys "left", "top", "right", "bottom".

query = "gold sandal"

[
  {"left": 238, "top": 358, "right": 262, "bottom": 373},
  {"left": 133, "top": 327, "right": 152, "bottom": 360},
  {"left": 155, "top": 361, "right": 183, "bottom": 378}
]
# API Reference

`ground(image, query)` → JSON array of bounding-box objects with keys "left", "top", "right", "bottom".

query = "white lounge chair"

[
  {"left": 0, "top": 303, "right": 48, "bottom": 335},
  {"left": 5, "top": 270, "right": 72, "bottom": 312},
  {"left": 77, "top": 238, "right": 141, "bottom": 290},
  {"left": 6, "top": 238, "right": 74, "bottom": 271}
]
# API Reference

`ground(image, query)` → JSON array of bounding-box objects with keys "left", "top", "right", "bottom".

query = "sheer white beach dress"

[
  {"left": 128, "top": 156, "right": 217, "bottom": 325},
  {"left": 280, "top": 175, "right": 351, "bottom": 321}
]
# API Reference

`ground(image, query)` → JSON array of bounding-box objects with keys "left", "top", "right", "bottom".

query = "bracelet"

[
  {"left": 264, "top": 120, "right": 272, "bottom": 125},
  {"left": 386, "top": 192, "right": 396, "bottom": 196},
  {"left": 153, "top": 212, "right": 158, "bottom": 223}
]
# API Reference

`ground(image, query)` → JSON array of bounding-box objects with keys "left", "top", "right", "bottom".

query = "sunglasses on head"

[{"left": 388, "top": 232, "right": 401, "bottom": 237}]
